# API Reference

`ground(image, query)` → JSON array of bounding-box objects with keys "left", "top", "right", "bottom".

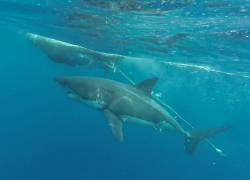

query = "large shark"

[
  {"left": 26, "top": 32, "right": 157, "bottom": 83},
  {"left": 26, "top": 33, "right": 190, "bottom": 68},
  {"left": 26, "top": 33, "right": 195, "bottom": 83},
  {"left": 26, "top": 33, "right": 126, "bottom": 69},
  {"left": 55, "top": 76, "right": 230, "bottom": 154}
]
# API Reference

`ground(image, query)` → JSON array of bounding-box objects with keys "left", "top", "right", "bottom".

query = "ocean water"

[{"left": 1, "top": 0, "right": 250, "bottom": 180}]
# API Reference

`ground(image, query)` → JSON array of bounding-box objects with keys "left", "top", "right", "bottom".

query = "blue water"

[{"left": 1, "top": 0, "right": 250, "bottom": 179}]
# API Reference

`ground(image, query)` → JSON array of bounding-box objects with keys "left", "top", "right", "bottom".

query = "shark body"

[
  {"left": 55, "top": 76, "right": 230, "bottom": 154},
  {"left": 26, "top": 33, "right": 125, "bottom": 69}
]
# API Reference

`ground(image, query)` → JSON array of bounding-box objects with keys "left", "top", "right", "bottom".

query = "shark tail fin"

[{"left": 184, "top": 125, "right": 231, "bottom": 154}]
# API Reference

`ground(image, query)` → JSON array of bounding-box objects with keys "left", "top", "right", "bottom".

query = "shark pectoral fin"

[
  {"left": 136, "top": 77, "right": 159, "bottom": 95},
  {"left": 103, "top": 110, "right": 124, "bottom": 142}
]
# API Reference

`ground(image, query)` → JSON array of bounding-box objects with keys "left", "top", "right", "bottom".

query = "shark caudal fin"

[{"left": 184, "top": 126, "right": 231, "bottom": 154}]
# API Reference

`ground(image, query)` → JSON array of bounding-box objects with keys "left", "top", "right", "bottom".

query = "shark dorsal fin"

[{"left": 136, "top": 77, "right": 158, "bottom": 95}]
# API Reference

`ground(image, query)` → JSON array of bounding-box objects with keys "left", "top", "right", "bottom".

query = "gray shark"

[
  {"left": 26, "top": 33, "right": 189, "bottom": 70},
  {"left": 26, "top": 33, "right": 125, "bottom": 69},
  {"left": 26, "top": 33, "right": 156, "bottom": 83},
  {"left": 55, "top": 76, "right": 230, "bottom": 154}
]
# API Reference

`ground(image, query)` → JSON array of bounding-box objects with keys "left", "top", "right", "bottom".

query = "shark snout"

[{"left": 54, "top": 77, "right": 68, "bottom": 87}]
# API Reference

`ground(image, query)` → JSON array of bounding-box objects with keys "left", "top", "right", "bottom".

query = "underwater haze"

[{"left": 1, "top": 0, "right": 250, "bottom": 180}]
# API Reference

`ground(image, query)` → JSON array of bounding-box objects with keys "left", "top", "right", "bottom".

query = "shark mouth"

[{"left": 67, "top": 91, "right": 107, "bottom": 110}]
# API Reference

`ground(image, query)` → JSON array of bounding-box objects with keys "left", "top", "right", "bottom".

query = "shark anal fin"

[
  {"left": 103, "top": 110, "right": 124, "bottom": 142},
  {"left": 136, "top": 77, "right": 159, "bottom": 96}
]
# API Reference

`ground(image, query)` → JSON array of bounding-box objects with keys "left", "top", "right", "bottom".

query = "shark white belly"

[{"left": 121, "top": 116, "right": 173, "bottom": 131}]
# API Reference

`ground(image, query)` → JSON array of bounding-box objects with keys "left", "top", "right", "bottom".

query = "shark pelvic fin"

[
  {"left": 184, "top": 125, "right": 231, "bottom": 154},
  {"left": 103, "top": 110, "right": 124, "bottom": 142},
  {"left": 136, "top": 77, "right": 159, "bottom": 95}
]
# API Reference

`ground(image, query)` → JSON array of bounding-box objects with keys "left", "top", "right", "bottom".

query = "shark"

[
  {"left": 55, "top": 75, "right": 230, "bottom": 154},
  {"left": 26, "top": 32, "right": 156, "bottom": 84},
  {"left": 26, "top": 33, "right": 195, "bottom": 83},
  {"left": 26, "top": 33, "right": 126, "bottom": 69},
  {"left": 26, "top": 33, "right": 191, "bottom": 68}
]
